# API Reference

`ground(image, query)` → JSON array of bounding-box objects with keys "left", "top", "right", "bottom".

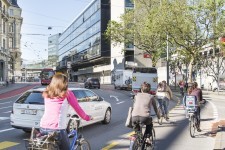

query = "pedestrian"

[{"left": 156, "top": 81, "right": 173, "bottom": 120}]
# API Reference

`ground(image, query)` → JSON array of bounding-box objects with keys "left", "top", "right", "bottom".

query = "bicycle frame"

[
  {"left": 68, "top": 129, "right": 78, "bottom": 150},
  {"left": 130, "top": 123, "right": 155, "bottom": 150}
]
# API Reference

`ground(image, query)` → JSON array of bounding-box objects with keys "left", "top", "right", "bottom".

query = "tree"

[
  {"left": 202, "top": 52, "right": 225, "bottom": 92},
  {"left": 159, "top": 0, "right": 225, "bottom": 82},
  {"left": 105, "top": 0, "right": 225, "bottom": 82},
  {"left": 105, "top": 0, "right": 166, "bottom": 66}
]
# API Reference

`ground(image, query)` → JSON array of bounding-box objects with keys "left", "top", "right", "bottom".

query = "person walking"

[{"left": 156, "top": 81, "right": 173, "bottom": 120}]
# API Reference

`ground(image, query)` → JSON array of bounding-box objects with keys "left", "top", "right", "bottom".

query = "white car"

[{"left": 10, "top": 87, "right": 112, "bottom": 133}]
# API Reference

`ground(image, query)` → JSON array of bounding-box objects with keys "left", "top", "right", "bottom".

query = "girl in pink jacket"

[{"left": 40, "top": 73, "right": 92, "bottom": 149}]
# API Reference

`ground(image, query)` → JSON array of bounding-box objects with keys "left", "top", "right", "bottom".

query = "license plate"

[{"left": 21, "top": 109, "right": 37, "bottom": 115}]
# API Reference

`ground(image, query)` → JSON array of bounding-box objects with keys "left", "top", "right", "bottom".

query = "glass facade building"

[{"left": 57, "top": 0, "right": 134, "bottom": 83}]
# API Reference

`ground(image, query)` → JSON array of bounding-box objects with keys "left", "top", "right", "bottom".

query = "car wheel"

[
  {"left": 98, "top": 86, "right": 100, "bottom": 89},
  {"left": 102, "top": 108, "right": 111, "bottom": 124},
  {"left": 66, "top": 117, "right": 80, "bottom": 135}
]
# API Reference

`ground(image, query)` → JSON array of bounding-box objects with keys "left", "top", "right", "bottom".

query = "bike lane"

[
  {"left": 102, "top": 90, "right": 217, "bottom": 150},
  {"left": 0, "top": 83, "right": 40, "bottom": 100}
]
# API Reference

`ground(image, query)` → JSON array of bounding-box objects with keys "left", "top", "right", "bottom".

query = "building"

[
  {"left": 57, "top": 0, "right": 147, "bottom": 84},
  {"left": 48, "top": 33, "right": 61, "bottom": 70},
  {"left": 0, "top": 0, "right": 22, "bottom": 82}
]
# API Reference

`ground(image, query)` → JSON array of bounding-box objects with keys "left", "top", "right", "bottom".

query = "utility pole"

[{"left": 166, "top": 34, "right": 169, "bottom": 85}]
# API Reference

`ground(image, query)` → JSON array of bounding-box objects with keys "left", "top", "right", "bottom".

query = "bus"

[{"left": 40, "top": 68, "right": 55, "bottom": 85}]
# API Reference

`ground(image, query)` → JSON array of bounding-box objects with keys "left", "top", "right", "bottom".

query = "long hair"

[
  {"left": 158, "top": 81, "right": 166, "bottom": 92},
  {"left": 141, "top": 82, "right": 151, "bottom": 93},
  {"left": 43, "top": 73, "right": 68, "bottom": 99}
]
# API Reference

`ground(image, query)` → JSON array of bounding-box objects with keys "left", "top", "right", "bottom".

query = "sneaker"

[
  {"left": 197, "top": 128, "right": 202, "bottom": 132},
  {"left": 165, "top": 115, "right": 169, "bottom": 121},
  {"left": 145, "top": 138, "right": 151, "bottom": 145}
]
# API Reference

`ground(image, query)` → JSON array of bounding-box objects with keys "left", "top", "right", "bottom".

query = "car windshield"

[
  {"left": 15, "top": 91, "right": 44, "bottom": 105},
  {"left": 91, "top": 79, "right": 99, "bottom": 82}
]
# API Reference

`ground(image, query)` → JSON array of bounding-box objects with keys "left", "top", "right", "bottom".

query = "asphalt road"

[{"left": 0, "top": 83, "right": 223, "bottom": 150}]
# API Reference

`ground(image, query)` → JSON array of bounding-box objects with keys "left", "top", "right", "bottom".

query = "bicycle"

[
  {"left": 184, "top": 96, "right": 206, "bottom": 138},
  {"left": 129, "top": 121, "right": 156, "bottom": 150},
  {"left": 186, "top": 106, "right": 199, "bottom": 138},
  {"left": 24, "top": 116, "right": 90, "bottom": 150}
]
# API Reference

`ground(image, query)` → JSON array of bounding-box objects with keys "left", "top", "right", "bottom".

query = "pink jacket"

[{"left": 40, "top": 90, "right": 90, "bottom": 129}]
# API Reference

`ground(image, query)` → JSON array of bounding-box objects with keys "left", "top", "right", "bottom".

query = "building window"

[
  {"left": 3, "top": 22, "right": 5, "bottom": 33},
  {"left": 9, "top": 9, "right": 14, "bottom": 16},
  {"left": 3, "top": 39, "right": 6, "bottom": 51},
  {"left": 3, "top": 5, "right": 5, "bottom": 14},
  {"left": 9, "top": 23, "right": 14, "bottom": 32},
  {"left": 9, "top": 38, "right": 13, "bottom": 48}
]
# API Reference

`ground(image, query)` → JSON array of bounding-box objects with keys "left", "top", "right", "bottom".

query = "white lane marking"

[
  {"left": 0, "top": 101, "right": 12, "bottom": 105},
  {"left": 0, "top": 117, "right": 10, "bottom": 120},
  {"left": 0, "top": 106, "right": 12, "bottom": 110},
  {"left": 3, "top": 111, "right": 11, "bottom": 114},
  {"left": 116, "top": 101, "right": 125, "bottom": 104},
  {"left": 207, "top": 100, "right": 219, "bottom": 121},
  {"left": 0, "top": 128, "right": 15, "bottom": 133},
  {"left": 110, "top": 95, "right": 119, "bottom": 101}
]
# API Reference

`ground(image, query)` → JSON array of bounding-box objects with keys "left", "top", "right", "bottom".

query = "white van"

[{"left": 112, "top": 69, "right": 133, "bottom": 90}]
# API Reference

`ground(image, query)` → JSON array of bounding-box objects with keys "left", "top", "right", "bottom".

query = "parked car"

[
  {"left": 10, "top": 87, "right": 111, "bottom": 133},
  {"left": 84, "top": 78, "right": 100, "bottom": 89}
]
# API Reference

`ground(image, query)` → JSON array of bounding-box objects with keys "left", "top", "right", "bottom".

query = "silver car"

[{"left": 10, "top": 87, "right": 112, "bottom": 133}]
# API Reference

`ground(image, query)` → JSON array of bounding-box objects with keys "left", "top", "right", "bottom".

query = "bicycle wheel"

[
  {"left": 157, "top": 107, "right": 163, "bottom": 125},
  {"left": 132, "top": 137, "right": 142, "bottom": 150},
  {"left": 189, "top": 115, "right": 196, "bottom": 138},
  {"left": 144, "top": 127, "right": 155, "bottom": 150},
  {"left": 75, "top": 138, "right": 91, "bottom": 150}
]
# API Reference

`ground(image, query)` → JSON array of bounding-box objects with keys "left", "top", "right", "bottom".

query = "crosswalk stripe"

[
  {"left": 0, "top": 141, "right": 19, "bottom": 149},
  {"left": 0, "top": 128, "right": 14, "bottom": 133},
  {"left": 0, "top": 117, "right": 10, "bottom": 120}
]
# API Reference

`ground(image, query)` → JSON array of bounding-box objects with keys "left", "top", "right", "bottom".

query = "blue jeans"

[
  {"left": 40, "top": 128, "right": 70, "bottom": 150},
  {"left": 157, "top": 97, "right": 169, "bottom": 116}
]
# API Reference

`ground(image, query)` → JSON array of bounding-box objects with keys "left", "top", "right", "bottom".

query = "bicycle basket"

[
  {"left": 24, "top": 130, "right": 59, "bottom": 150},
  {"left": 24, "top": 138, "right": 59, "bottom": 150}
]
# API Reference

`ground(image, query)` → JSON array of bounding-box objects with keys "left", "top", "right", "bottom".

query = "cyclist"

[
  {"left": 189, "top": 82, "right": 203, "bottom": 132},
  {"left": 40, "top": 73, "right": 93, "bottom": 150},
  {"left": 131, "top": 82, "right": 160, "bottom": 143},
  {"left": 179, "top": 80, "right": 185, "bottom": 96}
]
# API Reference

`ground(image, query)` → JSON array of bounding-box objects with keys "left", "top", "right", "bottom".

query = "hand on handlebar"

[{"left": 89, "top": 115, "right": 94, "bottom": 120}]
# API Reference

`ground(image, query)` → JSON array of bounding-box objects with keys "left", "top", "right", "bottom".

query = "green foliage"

[{"left": 105, "top": 0, "right": 225, "bottom": 78}]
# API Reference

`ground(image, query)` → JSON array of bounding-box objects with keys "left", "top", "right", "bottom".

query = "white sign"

[{"left": 67, "top": 61, "right": 71, "bottom": 69}]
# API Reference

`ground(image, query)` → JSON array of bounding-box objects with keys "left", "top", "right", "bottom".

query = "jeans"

[
  {"left": 40, "top": 128, "right": 70, "bottom": 150},
  {"left": 157, "top": 97, "right": 169, "bottom": 116}
]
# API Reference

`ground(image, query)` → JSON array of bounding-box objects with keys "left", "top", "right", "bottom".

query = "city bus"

[{"left": 40, "top": 68, "right": 55, "bottom": 85}]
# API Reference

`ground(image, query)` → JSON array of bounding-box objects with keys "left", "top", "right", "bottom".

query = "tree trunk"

[{"left": 188, "top": 59, "right": 194, "bottom": 82}]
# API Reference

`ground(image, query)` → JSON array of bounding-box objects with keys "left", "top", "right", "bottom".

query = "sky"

[{"left": 17, "top": 0, "right": 92, "bottom": 64}]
